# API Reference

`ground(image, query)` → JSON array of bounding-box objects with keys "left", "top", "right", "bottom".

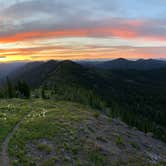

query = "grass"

[
  {"left": 0, "top": 99, "right": 164, "bottom": 165},
  {"left": 37, "top": 143, "right": 52, "bottom": 154},
  {"left": 130, "top": 142, "right": 140, "bottom": 150},
  {"left": 115, "top": 136, "right": 125, "bottom": 147},
  {"left": 93, "top": 111, "right": 100, "bottom": 118},
  {"left": 6, "top": 99, "right": 109, "bottom": 165},
  {"left": 0, "top": 99, "right": 31, "bottom": 149},
  {"left": 41, "top": 157, "right": 57, "bottom": 166}
]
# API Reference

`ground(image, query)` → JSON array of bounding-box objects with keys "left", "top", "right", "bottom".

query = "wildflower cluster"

[
  {"left": 25, "top": 108, "right": 48, "bottom": 122},
  {"left": 0, "top": 112, "right": 7, "bottom": 120},
  {"left": 7, "top": 104, "right": 15, "bottom": 112}
]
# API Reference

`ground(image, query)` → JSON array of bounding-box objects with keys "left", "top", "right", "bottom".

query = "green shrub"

[
  {"left": 41, "top": 157, "right": 57, "bottom": 166},
  {"left": 115, "top": 136, "right": 125, "bottom": 147},
  {"left": 37, "top": 143, "right": 52, "bottom": 154},
  {"left": 93, "top": 112, "right": 100, "bottom": 118},
  {"left": 130, "top": 142, "right": 140, "bottom": 150}
]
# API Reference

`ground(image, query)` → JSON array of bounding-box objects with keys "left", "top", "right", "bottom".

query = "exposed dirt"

[
  {"left": 1, "top": 121, "right": 22, "bottom": 166},
  {"left": 85, "top": 115, "right": 166, "bottom": 164},
  {"left": 26, "top": 114, "right": 166, "bottom": 165}
]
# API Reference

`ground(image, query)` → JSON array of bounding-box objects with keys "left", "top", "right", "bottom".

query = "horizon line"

[{"left": 1, "top": 57, "right": 166, "bottom": 64}]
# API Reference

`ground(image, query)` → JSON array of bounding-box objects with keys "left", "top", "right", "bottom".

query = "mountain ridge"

[
  {"left": 79, "top": 58, "right": 166, "bottom": 70},
  {"left": 2, "top": 59, "right": 166, "bottom": 143}
]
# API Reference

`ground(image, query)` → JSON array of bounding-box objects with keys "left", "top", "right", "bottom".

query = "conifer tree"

[
  {"left": 16, "top": 80, "right": 30, "bottom": 98},
  {"left": 41, "top": 86, "right": 46, "bottom": 99},
  {"left": 6, "top": 77, "right": 14, "bottom": 98}
]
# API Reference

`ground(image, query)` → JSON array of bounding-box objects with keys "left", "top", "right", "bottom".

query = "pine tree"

[
  {"left": 16, "top": 80, "right": 30, "bottom": 98},
  {"left": 6, "top": 77, "right": 14, "bottom": 98},
  {"left": 22, "top": 81, "right": 30, "bottom": 98},
  {"left": 41, "top": 86, "right": 46, "bottom": 99}
]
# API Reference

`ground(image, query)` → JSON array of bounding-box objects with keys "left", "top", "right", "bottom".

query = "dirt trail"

[
  {"left": 1, "top": 101, "right": 33, "bottom": 166},
  {"left": 1, "top": 121, "right": 23, "bottom": 166}
]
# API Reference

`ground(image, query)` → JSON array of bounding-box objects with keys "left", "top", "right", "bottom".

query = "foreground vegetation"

[
  {"left": 8, "top": 99, "right": 109, "bottom": 165},
  {"left": 0, "top": 99, "right": 31, "bottom": 148},
  {"left": 0, "top": 99, "right": 165, "bottom": 166}
]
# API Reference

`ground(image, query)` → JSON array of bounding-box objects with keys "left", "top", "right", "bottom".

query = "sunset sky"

[{"left": 0, "top": 0, "right": 166, "bottom": 62}]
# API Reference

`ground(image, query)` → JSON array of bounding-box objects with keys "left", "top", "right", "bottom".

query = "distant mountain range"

[
  {"left": 1, "top": 58, "right": 166, "bottom": 81},
  {"left": 79, "top": 58, "right": 166, "bottom": 70},
  {"left": 0, "top": 62, "right": 26, "bottom": 84},
  {"left": 0, "top": 58, "right": 165, "bottom": 89}
]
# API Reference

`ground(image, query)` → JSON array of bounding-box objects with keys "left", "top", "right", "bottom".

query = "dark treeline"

[{"left": 0, "top": 77, "right": 30, "bottom": 99}]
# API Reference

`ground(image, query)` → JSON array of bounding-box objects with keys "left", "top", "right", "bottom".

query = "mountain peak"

[{"left": 113, "top": 58, "right": 129, "bottom": 61}]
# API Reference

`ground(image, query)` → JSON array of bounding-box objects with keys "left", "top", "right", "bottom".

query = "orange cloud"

[
  {"left": 0, "top": 25, "right": 165, "bottom": 43},
  {"left": 0, "top": 18, "right": 166, "bottom": 62},
  {"left": 0, "top": 29, "right": 89, "bottom": 43},
  {"left": 109, "top": 28, "right": 138, "bottom": 38},
  {"left": 1, "top": 44, "right": 163, "bottom": 62}
]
